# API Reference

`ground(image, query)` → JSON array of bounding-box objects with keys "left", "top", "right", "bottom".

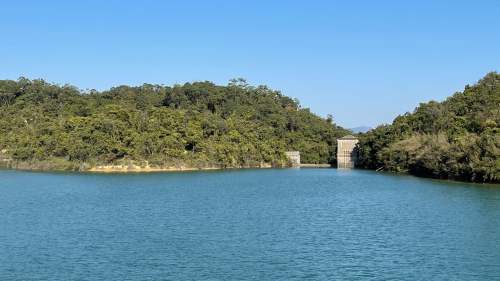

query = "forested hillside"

[
  {"left": 357, "top": 72, "right": 500, "bottom": 183},
  {"left": 0, "top": 78, "right": 349, "bottom": 171}
]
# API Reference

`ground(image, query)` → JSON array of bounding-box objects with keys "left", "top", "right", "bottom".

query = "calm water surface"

[{"left": 1, "top": 168, "right": 499, "bottom": 280}]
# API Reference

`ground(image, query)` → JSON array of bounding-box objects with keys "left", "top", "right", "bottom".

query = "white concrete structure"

[
  {"left": 337, "top": 135, "right": 359, "bottom": 168},
  {"left": 285, "top": 151, "right": 301, "bottom": 167}
]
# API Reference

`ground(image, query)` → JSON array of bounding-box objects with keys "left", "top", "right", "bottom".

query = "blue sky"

[{"left": 1, "top": 0, "right": 498, "bottom": 128}]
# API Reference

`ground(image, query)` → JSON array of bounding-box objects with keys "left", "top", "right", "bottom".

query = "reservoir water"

[{"left": 1, "top": 168, "right": 499, "bottom": 280}]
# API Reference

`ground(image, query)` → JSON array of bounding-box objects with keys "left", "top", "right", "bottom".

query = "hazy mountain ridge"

[{"left": 349, "top": 126, "right": 372, "bottom": 134}]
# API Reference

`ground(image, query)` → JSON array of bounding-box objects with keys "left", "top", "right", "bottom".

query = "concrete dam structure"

[
  {"left": 285, "top": 136, "right": 359, "bottom": 169},
  {"left": 337, "top": 135, "right": 359, "bottom": 168}
]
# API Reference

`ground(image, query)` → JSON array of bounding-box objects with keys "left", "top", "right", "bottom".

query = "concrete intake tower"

[{"left": 337, "top": 135, "right": 359, "bottom": 168}]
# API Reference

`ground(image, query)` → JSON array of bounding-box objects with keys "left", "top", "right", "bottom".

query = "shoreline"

[
  {"left": 1, "top": 163, "right": 498, "bottom": 185},
  {"left": 0, "top": 160, "right": 280, "bottom": 173},
  {"left": 299, "top": 163, "right": 332, "bottom": 168},
  {"left": 88, "top": 165, "right": 236, "bottom": 173},
  {"left": 54, "top": 163, "right": 333, "bottom": 173},
  {"left": 0, "top": 159, "right": 336, "bottom": 173}
]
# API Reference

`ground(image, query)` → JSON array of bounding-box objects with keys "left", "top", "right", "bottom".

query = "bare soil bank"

[
  {"left": 299, "top": 164, "right": 332, "bottom": 168},
  {"left": 0, "top": 154, "right": 331, "bottom": 173},
  {"left": 0, "top": 158, "right": 282, "bottom": 173},
  {"left": 87, "top": 163, "right": 273, "bottom": 173}
]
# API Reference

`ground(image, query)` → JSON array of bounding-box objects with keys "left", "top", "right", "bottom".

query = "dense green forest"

[
  {"left": 0, "top": 78, "right": 349, "bottom": 170},
  {"left": 356, "top": 72, "right": 500, "bottom": 183}
]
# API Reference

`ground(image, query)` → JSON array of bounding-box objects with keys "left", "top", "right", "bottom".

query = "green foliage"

[
  {"left": 0, "top": 78, "right": 349, "bottom": 170},
  {"left": 357, "top": 72, "right": 500, "bottom": 183}
]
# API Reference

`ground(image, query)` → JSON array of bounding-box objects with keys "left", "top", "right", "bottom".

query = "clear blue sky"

[{"left": 1, "top": 0, "right": 498, "bottom": 128}]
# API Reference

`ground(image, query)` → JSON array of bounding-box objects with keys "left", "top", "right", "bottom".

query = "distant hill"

[
  {"left": 357, "top": 72, "right": 499, "bottom": 183},
  {"left": 349, "top": 126, "right": 372, "bottom": 134}
]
